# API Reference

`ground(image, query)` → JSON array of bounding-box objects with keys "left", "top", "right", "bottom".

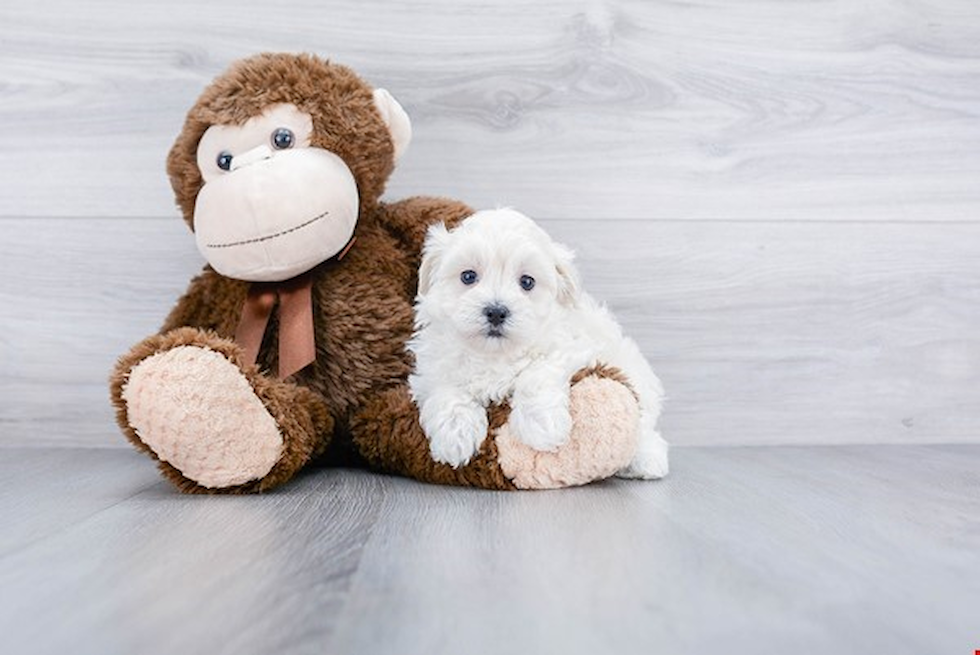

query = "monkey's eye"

[
  {"left": 460, "top": 270, "right": 479, "bottom": 285},
  {"left": 519, "top": 275, "right": 536, "bottom": 291},
  {"left": 272, "top": 128, "right": 295, "bottom": 150},
  {"left": 216, "top": 151, "right": 234, "bottom": 171}
]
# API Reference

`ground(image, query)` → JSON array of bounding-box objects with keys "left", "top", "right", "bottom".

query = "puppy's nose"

[{"left": 483, "top": 303, "right": 510, "bottom": 327}]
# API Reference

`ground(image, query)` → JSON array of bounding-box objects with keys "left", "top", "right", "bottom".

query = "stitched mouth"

[{"left": 205, "top": 211, "right": 328, "bottom": 249}]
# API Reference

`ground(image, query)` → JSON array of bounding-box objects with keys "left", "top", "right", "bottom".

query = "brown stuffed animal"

[{"left": 109, "top": 53, "right": 641, "bottom": 493}]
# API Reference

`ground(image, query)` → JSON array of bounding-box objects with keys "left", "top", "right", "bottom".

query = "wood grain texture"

[
  {"left": 0, "top": 449, "right": 390, "bottom": 655},
  {"left": 1, "top": 445, "right": 977, "bottom": 655},
  {"left": 0, "top": 218, "right": 201, "bottom": 446},
  {"left": 1, "top": 0, "right": 979, "bottom": 220},
  {"left": 2, "top": 216, "right": 978, "bottom": 447},
  {"left": 0, "top": 449, "right": 161, "bottom": 558}
]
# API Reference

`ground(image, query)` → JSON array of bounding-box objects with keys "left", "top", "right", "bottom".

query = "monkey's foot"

[
  {"left": 121, "top": 345, "right": 284, "bottom": 488},
  {"left": 495, "top": 366, "right": 640, "bottom": 489}
]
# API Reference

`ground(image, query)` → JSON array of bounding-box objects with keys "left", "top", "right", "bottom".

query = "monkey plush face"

[
  {"left": 167, "top": 54, "right": 412, "bottom": 283},
  {"left": 193, "top": 102, "right": 360, "bottom": 282}
]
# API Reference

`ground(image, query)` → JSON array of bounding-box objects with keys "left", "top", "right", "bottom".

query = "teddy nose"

[{"left": 483, "top": 303, "right": 510, "bottom": 327}]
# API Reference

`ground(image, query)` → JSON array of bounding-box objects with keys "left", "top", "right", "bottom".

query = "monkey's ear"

[
  {"left": 373, "top": 88, "right": 412, "bottom": 162},
  {"left": 417, "top": 222, "right": 450, "bottom": 296}
]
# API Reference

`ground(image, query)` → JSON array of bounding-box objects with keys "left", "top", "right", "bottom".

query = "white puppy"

[{"left": 408, "top": 208, "right": 669, "bottom": 479}]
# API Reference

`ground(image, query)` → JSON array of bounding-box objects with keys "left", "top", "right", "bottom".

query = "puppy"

[{"left": 408, "top": 208, "right": 669, "bottom": 479}]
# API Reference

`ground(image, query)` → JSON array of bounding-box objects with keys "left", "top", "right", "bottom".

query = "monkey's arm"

[
  {"left": 349, "top": 364, "right": 641, "bottom": 490},
  {"left": 376, "top": 196, "right": 473, "bottom": 262},
  {"left": 158, "top": 267, "right": 249, "bottom": 336}
]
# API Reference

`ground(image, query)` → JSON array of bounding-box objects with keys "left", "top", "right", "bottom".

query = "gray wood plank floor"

[{"left": 1, "top": 446, "right": 977, "bottom": 655}]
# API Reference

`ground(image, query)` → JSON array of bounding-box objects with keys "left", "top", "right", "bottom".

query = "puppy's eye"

[
  {"left": 460, "top": 270, "right": 479, "bottom": 285},
  {"left": 519, "top": 275, "right": 536, "bottom": 291}
]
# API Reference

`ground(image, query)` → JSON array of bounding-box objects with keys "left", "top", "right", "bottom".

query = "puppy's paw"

[
  {"left": 508, "top": 389, "right": 572, "bottom": 453},
  {"left": 421, "top": 401, "right": 489, "bottom": 468},
  {"left": 616, "top": 429, "right": 669, "bottom": 480}
]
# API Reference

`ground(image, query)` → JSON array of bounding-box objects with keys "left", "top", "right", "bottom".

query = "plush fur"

[
  {"left": 109, "top": 53, "right": 647, "bottom": 493},
  {"left": 409, "top": 209, "right": 669, "bottom": 478},
  {"left": 167, "top": 53, "right": 396, "bottom": 226}
]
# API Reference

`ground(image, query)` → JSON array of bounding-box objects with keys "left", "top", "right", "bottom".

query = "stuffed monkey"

[{"left": 109, "top": 53, "right": 641, "bottom": 493}]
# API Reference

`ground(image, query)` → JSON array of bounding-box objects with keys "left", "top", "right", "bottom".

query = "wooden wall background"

[{"left": 1, "top": 0, "right": 978, "bottom": 447}]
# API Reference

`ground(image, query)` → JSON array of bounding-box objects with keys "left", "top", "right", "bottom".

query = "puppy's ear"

[
  {"left": 417, "top": 222, "right": 451, "bottom": 296},
  {"left": 553, "top": 242, "right": 581, "bottom": 306}
]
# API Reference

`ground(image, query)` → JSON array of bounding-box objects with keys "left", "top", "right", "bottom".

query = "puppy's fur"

[{"left": 408, "top": 208, "right": 669, "bottom": 478}]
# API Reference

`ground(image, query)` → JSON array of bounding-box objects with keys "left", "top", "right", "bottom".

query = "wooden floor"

[{"left": 1, "top": 445, "right": 977, "bottom": 655}]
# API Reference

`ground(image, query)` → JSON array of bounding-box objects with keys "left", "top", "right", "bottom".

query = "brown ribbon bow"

[
  {"left": 235, "top": 274, "right": 316, "bottom": 379},
  {"left": 234, "top": 237, "right": 356, "bottom": 379}
]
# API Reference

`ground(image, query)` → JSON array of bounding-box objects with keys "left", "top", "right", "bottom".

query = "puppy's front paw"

[
  {"left": 421, "top": 402, "right": 489, "bottom": 468},
  {"left": 508, "top": 390, "right": 572, "bottom": 453},
  {"left": 616, "top": 430, "right": 669, "bottom": 480}
]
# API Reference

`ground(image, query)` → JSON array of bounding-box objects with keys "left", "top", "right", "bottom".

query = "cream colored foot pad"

[{"left": 122, "top": 346, "right": 283, "bottom": 488}]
